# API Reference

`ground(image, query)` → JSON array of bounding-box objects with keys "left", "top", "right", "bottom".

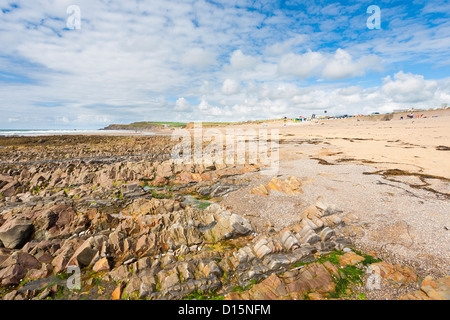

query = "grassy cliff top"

[{"left": 102, "top": 122, "right": 187, "bottom": 130}]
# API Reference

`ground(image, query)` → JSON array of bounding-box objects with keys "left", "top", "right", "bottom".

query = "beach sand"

[{"left": 223, "top": 108, "right": 450, "bottom": 178}]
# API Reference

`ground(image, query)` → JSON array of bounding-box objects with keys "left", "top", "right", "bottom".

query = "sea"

[{"left": 0, "top": 129, "right": 155, "bottom": 137}]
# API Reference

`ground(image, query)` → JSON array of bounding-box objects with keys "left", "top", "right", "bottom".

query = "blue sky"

[{"left": 0, "top": 0, "right": 449, "bottom": 129}]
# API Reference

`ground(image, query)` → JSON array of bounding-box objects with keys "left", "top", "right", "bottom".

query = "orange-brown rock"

[
  {"left": 249, "top": 176, "right": 303, "bottom": 196},
  {"left": 111, "top": 282, "right": 125, "bottom": 300},
  {"left": 92, "top": 257, "right": 110, "bottom": 272},
  {"left": 400, "top": 275, "right": 450, "bottom": 300},
  {"left": 225, "top": 262, "right": 337, "bottom": 300},
  {"left": 338, "top": 251, "right": 365, "bottom": 267},
  {"left": 368, "top": 261, "right": 417, "bottom": 284}
]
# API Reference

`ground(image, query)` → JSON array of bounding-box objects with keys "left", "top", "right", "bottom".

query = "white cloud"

[
  {"left": 221, "top": 79, "right": 241, "bottom": 95},
  {"left": 322, "top": 49, "right": 382, "bottom": 80},
  {"left": 174, "top": 97, "right": 191, "bottom": 112},
  {"left": 339, "top": 86, "right": 363, "bottom": 96},
  {"left": 277, "top": 49, "right": 381, "bottom": 80},
  {"left": 228, "top": 50, "right": 260, "bottom": 70},
  {"left": 181, "top": 47, "right": 217, "bottom": 69},
  {"left": 264, "top": 34, "right": 309, "bottom": 56},
  {"left": 381, "top": 71, "right": 438, "bottom": 103},
  {"left": 198, "top": 98, "right": 212, "bottom": 111},
  {"left": 278, "top": 51, "right": 325, "bottom": 79}
]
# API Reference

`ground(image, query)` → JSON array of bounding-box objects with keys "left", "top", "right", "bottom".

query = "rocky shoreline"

[{"left": 0, "top": 135, "right": 448, "bottom": 300}]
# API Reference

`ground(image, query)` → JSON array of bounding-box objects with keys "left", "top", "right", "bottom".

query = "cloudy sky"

[{"left": 1, "top": 0, "right": 450, "bottom": 129}]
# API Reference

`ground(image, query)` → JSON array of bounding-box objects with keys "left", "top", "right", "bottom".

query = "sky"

[{"left": 0, "top": 0, "right": 450, "bottom": 129}]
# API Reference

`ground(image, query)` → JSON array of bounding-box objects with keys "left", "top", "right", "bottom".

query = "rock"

[
  {"left": 137, "top": 257, "right": 152, "bottom": 271},
  {"left": 51, "top": 240, "right": 81, "bottom": 274},
  {"left": 89, "top": 211, "right": 118, "bottom": 232},
  {"left": 172, "top": 172, "right": 195, "bottom": 184},
  {"left": 36, "top": 287, "right": 52, "bottom": 300},
  {"left": 399, "top": 290, "right": 432, "bottom": 300},
  {"left": 321, "top": 261, "right": 341, "bottom": 279},
  {"left": 54, "top": 205, "right": 78, "bottom": 235},
  {"left": 248, "top": 273, "right": 287, "bottom": 300},
  {"left": 165, "top": 224, "right": 203, "bottom": 249},
  {"left": 0, "top": 264, "right": 26, "bottom": 286},
  {"left": 281, "top": 263, "right": 336, "bottom": 298},
  {"left": 0, "top": 181, "right": 19, "bottom": 197},
  {"left": 368, "top": 261, "right": 417, "bottom": 284},
  {"left": 123, "top": 238, "right": 135, "bottom": 254},
  {"left": 160, "top": 271, "right": 180, "bottom": 291},
  {"left": 420, "top": 275, "right": 450, "bottom": 300},
  {"left": 31, "top": 208, "right": 59, "bottom": 241},
  {"left": 400, "top": 275, "right": 450, "bottom": 300},
  {"left": 226, "top": 262, "right": 336, "bottom": 300},
  {"left": 301, "top": 205, "right": 323, "bottom": 220},
  {"left": 135, "top": 233, "right": 156, "bottom": 256},
  {"left": 308, "top": 292, "right": 325, "bottom": 300},
  {"left": 122, "top": 198, "right": 177, "bottom": 216},
  {"left": 108, "top": 231, "right": 125, "bottom": 253},
  {"left": 338, "top": 251, "right": 365, "bottom": 267},
  {"left": 250, "top": 176, "right": 303, "bottom": 196},
  {"left": 122, "top": 257, "right": 136, "bottom": 266},
  {"left": 209, "top": 183, "right": 241, "bottom": 197},
  {"left": 122, "top": 183, "right": 141, "bottom": 194},
  {"left": 264, "top": 254, "right": 292, "bottom": 271},
  {"left": 300, "top": 218, "right": 320, "bottom": 231},
  {"left": 92, "top": 257, "right": 110, "bottom": 272},
  {"left": 318, "top": 227, "right": 335, "bottom": 242},
  {"left": 207, "top": 206, "right": 252, "bottom": 241},
  {"left": 267, "top": 177, "right": 303, "bottom": 195},
  {"left": 109, "top": 265, "right": 132, "bottom": 282},
  {"left": 298, "top": 226, "right": 321, "bottom": 245},
  {"left": 333, "top": 237, "right": 353, "bottom": 251},
  {"left": 0, "top": 216, "right": 33, "bottom": 249},
  {"left": 26, "top": 263, "right": 53, "bottom": 280},
  {"left": 156, "top": 161, "right": 173, "bottom": 179},
  {"left": 249, "top": 184, "right": 270, "bottom": 196},
  {"left": 176, "top": 261, "right": 196, "bottom": 282},
  {"left": 2, "top": 290, "right": 18, "bottom": 300},
  {"left": 176, "top": 244, "right": 189, "bottom": 256},
  {"left": 0, "top": 251, "right": 41, "bottom": 270},
  {"left": 200, "top": 261, "right": 222, "bottom": 278},
  {"left": 279, "top": 230, "right": 300, "bottom": 251},
  {"left": 123, "top": 276, "right": 142, "bottom": 298},
  {"left": 253, "top": 238, "right": 272, "bottom": 259},
  {"left": 112, "top": 282, "right": 126, "bottom": 300},
  {"left": 0, "top": 248, "right": 12, "bottom": 265},
  {"left": 139, "top": 282, "right": 154, "bottom": 299},
  {"left": 35, "top": 251, "right": 54, "bottom": 265},
  {"left": 152, "top": 176, "right": 168, "bottom": 186},
  {"left": 68, "top": 240, "right": 99, "bottom": 268}
]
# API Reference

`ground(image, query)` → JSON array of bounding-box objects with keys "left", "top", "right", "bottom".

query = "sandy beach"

[
  {"left": 0, "top": 110, "right": 449, "bottom": 301},
  {"left": 224, "top": 109, "right": 450, "bottom": 178}
]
